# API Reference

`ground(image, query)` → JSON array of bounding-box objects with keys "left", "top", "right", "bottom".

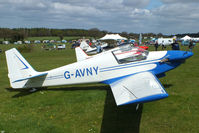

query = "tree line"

[
  {"left": 1, "top": 27, "right": 196, "bottom": 42},
  {"left": 175, "top": 33, "right": 199, "bottom": 38},
  {"left": 0, "top": 28, "right": 108, "bottom": 42}
]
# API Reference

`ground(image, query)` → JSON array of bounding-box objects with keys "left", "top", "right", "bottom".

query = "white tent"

[
  {"left": 99, "top": 34, "right": 127, "bottom": 40},
  {"left": 192, "top": 37, "right": 199, "bottom": 41},
  {"left": 181, "top": 35, "right": 192, "bottom": 41}
]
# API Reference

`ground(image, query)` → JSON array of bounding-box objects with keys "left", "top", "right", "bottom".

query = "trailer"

[{"left": 158, "top": 38, "right": 173, "bottom": 46}]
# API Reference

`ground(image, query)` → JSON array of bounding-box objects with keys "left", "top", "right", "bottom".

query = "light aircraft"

[
  {"left": 80, "top": 40, "right": 108, "bottom": 54},
  {"left": 5, "top": 45, "right": 193, "bottom": 106}
]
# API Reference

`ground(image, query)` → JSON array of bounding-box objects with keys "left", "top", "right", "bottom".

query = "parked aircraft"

[
  {"left": 5, "top": 45, "right": 193, "bottom": 106},
  {"left": 79, "top": 40, "right": 108, "bottom": 54},
  {"left": 85, "top": 42, "right": 108, "bottom": 54}
]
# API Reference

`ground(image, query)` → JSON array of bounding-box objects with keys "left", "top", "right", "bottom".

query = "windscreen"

[{"left": 112, "top": 44, "right": 148, "bottom": 64}]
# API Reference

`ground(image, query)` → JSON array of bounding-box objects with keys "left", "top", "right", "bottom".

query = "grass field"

[{"left": 0, "top": 43, "right": 199, "bottom": 133}]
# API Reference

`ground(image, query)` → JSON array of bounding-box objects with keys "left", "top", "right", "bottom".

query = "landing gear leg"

[{"left": 136, "top": 104, "right": 140, "bottom": 111}]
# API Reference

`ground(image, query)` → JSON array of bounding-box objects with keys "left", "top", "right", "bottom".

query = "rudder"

[{"left": 5, "top": 48, "right": 38, "bottom": 88}]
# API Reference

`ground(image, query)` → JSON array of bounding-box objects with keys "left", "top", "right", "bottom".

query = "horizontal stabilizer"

[
  {"left": 109, "top": 72, "right": 168, "bottom": 106},
  {"left": 13, "top": 72, "right": 48, "bottom": 83}
]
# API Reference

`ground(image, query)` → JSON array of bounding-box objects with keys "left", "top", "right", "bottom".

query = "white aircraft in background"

[
  {"left": 79, "top": 40, "right": 90, "bottom": 50},
  {"left": 5, "top": 45, "right": 193, "bottom": 106},
  {"left": 79, "top": 40, "right": 108, "bottom": 54}
]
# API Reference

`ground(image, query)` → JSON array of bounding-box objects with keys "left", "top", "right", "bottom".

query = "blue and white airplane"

[{"left": 5, "top": 45, "right": 193, "bottom": 106}]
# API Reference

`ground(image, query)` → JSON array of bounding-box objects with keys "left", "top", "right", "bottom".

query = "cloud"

[
  {"left": 161, "top": 0, "right": 199, "bottom": 4},
  {"left": 0, "top": 0, "right": 199, "bottom": 34},
  {"left": 149, "top": 2, "right": 199, "bottom": 33},
  {"left": 122, "top": 0, "right": 150, "bottom": 8},
  {"left": 51, "top": 2, "right": 108, "bottom": 18}
]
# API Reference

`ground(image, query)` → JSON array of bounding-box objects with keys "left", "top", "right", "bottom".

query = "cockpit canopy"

[{"left": 112, "top": 44, "right": 149, "bottom": 64}]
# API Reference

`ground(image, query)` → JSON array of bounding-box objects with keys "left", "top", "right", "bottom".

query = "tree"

[
  {"left": 121, "top": 31, "right": 128, "bottom": 38},
  {"left": 59, "top": 34, "right": 64, "bottom": 40},
  {"left": 10, "top": 32, "right": 25, "bottom": 42},
  {"left": 0, "top": 28, "right": 12, "bottom": 40},
  {"left": 157, "top": 33, "right": 163, "bottom": 38},
  {"left": 89, "top": 28, "right": 103, "bottom": 38}
]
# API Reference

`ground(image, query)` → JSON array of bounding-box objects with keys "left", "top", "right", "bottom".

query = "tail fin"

[
  {"left": 75, "top": 47, "right": 89, "bottom": 62},
  {"left": 5, "top": 48, "right": 47, "bottom": 88}
]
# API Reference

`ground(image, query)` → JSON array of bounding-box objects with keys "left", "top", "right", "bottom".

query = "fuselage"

[{"left": 27, "top": 49, "right": 193, "bottom": 88}]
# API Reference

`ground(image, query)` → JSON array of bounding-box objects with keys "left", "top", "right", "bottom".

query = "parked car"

[{"left": 57, "top": 44, "right": 66, "bottom": 50}]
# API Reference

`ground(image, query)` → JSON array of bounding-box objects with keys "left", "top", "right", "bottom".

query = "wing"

[{"left": 109, "top": 72, "right": 168, "bottom": 106}]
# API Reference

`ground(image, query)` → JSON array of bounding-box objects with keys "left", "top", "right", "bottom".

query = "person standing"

[
  {"left": 154, "top": 41, "right": 158, "bottom": 51},
  {"left": 188, "top": 40, "right": 194, "bottom": 52},
  {"left": 161, "top": 40, "right": 165, "bottom": 50},
  {"left": 96, "top": 45, "right": 102, "bottom": 53},
  {"left": 171, "top": 40, "right": 180, "bottom": 50},
  {"left": 162, "top": 44, "right": 166, "bottom": 50}
]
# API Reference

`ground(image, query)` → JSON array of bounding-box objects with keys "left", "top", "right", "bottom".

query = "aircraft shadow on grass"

[
  {"left": 5, "top": 83, "right": 173, "bottom": 133},
  {"left": 5, "top": 83, "right": 173, "bottom": 98},
  {"left": 6, "top": 85, "right": 109, "bottom": 98},
  {"left": 100, "top": 83, "right": 173, "bottom": 133},
  {"left": 100, "top": 89, "right": 143, "bottom": 133}
]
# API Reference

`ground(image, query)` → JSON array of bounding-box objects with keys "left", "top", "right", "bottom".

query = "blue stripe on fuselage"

[
  {"left": 100, "top": 61, "right": 158, "bottom": 72},
  {"left": 100, "top": 59, "right": 160, "bottom": 71}
]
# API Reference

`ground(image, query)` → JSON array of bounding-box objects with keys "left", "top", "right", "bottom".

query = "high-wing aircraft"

[{"left": 5, "top": 45, "right": 193, "bottom": 106}]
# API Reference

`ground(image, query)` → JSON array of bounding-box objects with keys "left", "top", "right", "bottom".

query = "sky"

[{"left": 0, "top": 0, "right": 199, "bottom": 34}]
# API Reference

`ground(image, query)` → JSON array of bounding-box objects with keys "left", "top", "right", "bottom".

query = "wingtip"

[{"left": 119, "top": 93, "right": 169, "bottom": 106}]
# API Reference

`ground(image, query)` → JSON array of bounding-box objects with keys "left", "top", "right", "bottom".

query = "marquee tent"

[
  {"left": 181, "top": 35, "right": 191, "bottom": 41},
  {"left": 99, "top": 34, "right": 127, "bottom": 40}
]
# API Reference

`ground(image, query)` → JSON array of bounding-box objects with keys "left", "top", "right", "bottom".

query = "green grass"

[{"left": 0, "top": 44, "right": 199, "bottom": 133}]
